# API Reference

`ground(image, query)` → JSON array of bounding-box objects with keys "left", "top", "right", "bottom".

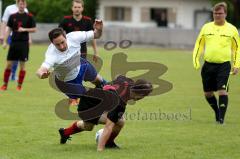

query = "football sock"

[
  {"left": 106, "top": 131, "right": 119, "bottom": 144},
  {"left": 206, "top": 96, "right": 219, "bottom": 121},
  {"left": 3, "top": 69, "right": 11, "bottom": 85},
  {"left": 64, "top": 121, "right": 82, "bottom": 136},
  {"left": 219, "top": 95, "right": 228, "bottom": 123},
  {"left": 18, "top": 70, "right": 26, "bottom": 86}
]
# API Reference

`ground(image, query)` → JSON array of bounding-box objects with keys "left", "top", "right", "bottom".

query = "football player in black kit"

[
  {"left": 58, "top": 75, "right": 153, "bottom": 152},
  {"left": 1, "top": 0, "right": 36, "bottom": 91},
  {"left": 59, "top": 0, "right": 99, "bottom": 61}
]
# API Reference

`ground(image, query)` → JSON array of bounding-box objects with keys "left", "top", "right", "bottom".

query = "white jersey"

[
  {"left": 2, "top": 4, "right": 28, "bottom": 22},
  {"left": 41, "top": 31, "right": 94, "bottom": 82}
]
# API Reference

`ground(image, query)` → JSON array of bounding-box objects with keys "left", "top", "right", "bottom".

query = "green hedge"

[{"left": 2, "top": 0, "right": 98, "bottom": 23}]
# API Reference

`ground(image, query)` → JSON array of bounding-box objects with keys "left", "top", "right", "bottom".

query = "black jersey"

[
  {"left": 59, "top": 15, "right": 93, "bottom": 53},
  {"left": 7, "top": 12, "right": 36, "bottom": 42},
  {"left": 77, "top": 75, "right": 134, "bottom": 124},
  {"left": 104, "top": 75, "right": 135, "bottom": 123}
]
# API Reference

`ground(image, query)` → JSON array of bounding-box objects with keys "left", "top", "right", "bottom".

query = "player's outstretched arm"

[
  {"left": 93, "top": 20, "right": 103, "bottom": 39},
  {"left": 91, "top": 39, "right": 99, "bottom": 63},
  {"left": 36, "top": 67, "right": 50, "bottom": 79},
  {"left": 97, "top": 118, "right": 115, "bottom": 152}
]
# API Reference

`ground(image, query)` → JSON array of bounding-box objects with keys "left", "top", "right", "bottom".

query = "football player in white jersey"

[{"left": 36, "top": 20, "right": 106, "bottom": 103}]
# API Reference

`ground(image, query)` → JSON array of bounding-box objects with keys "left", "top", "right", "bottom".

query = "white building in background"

[{"left": 98, "top": 0, "right": 212, "bottom": 29}]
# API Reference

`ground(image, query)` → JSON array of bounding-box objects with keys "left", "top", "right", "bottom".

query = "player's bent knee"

[
  {"left": 218, "top": 90, "right": 228, "bottom": 96},
  {"left": 204, "top": 92, "right": 214, "bottom": 98},
  {"left": 116, "top": 118, "right": 125, "bottom": 128}
]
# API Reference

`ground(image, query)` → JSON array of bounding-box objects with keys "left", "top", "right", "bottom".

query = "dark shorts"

[
  {"left": 107, "top": 100, "right": 126, "bottom": 123},
  {"left": 77, "top": 96, "right": 101, "bottom": 125},
  {"left": 201, "top": 61, "right": 231, "bottom": 92},
  {"left": 77, "top": 91, "right": 126, "bottom": 124},
  {"left": 7, "top": 41, "right": 29, "bottom": 61}
]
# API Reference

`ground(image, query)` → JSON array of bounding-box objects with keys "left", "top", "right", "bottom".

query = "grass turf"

[{"left": 0, "top": 44, "right": 240, "bottom": 159}]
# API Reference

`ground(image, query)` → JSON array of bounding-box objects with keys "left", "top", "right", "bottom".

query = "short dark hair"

[
  {"left": 72, "top": 0, "right": 84, "bottom": 7},
  {"left": 48, "top": 28, "right": 66, "bottom": 42},
  {"left": 213, "top": 2, "right": 227, "bottom": 13},
  {"left": 131, "top": 79, "right": 153, "bottom": 96},
  {"left": 16, "top": 0, "right": 26, "bottom": 3}
]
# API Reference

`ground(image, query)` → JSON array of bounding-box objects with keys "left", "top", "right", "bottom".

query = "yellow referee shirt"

[{"left": 193, "top": 21, "right": 240, "bottom": 69}]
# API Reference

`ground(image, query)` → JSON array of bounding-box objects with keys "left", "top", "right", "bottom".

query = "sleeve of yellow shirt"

[
  {"left": 231, "top": 29, "right": 240, "bottom": 68},
  {"left": 193, "top": 26, "right": 205, "bottom": 70}
]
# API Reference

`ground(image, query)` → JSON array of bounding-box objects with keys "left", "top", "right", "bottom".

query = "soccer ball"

[{"left": 95, "top": 128, "right": 104, "bottom": 144}]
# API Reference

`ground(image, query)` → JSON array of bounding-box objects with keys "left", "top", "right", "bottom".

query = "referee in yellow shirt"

[{"left": 193, "top": 2, "right": 240, "bottom": 124}]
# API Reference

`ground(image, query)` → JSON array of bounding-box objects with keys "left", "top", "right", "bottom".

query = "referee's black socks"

[
  {"left": 206, "top": 96, "right": 219, "bottom": 122},
  {"left": 218, "top": 95, "right": 228, "bottom": 124}
]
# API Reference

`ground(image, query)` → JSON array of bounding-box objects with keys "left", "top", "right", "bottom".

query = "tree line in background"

[
  {"left": 2, "top": 0, "right": 240, "bottom": 28},
  {"left": 2, "top": 0, "right": 98, "bottom": 23}
]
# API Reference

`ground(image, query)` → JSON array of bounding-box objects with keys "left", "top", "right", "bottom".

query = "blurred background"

[{"left": 0, "top": 0, "right": 239, "bottom": 47}]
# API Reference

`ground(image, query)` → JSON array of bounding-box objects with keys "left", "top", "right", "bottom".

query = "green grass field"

[{"left": 0, "top": 44, "right": 240, "bottom": 159}]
